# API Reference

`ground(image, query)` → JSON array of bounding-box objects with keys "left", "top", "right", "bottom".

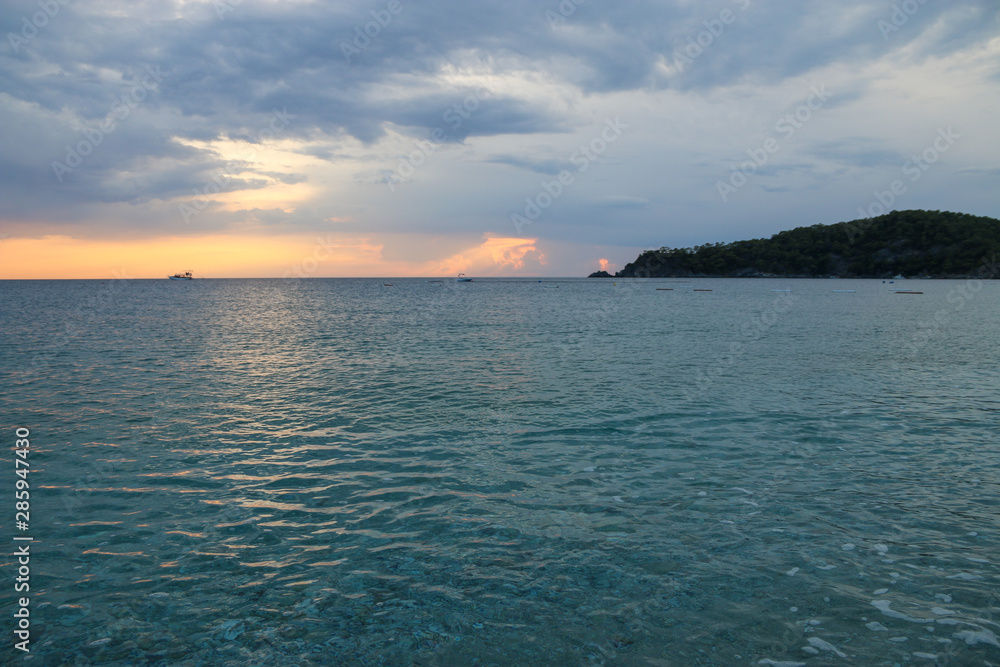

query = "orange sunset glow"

[{"left": 0, "top": 234, "right": 544, "bottom": 279}]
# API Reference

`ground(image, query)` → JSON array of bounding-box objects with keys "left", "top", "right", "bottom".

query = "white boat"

[
  {"left": 456, "top": 273, "right": 473, "bottom": 282},
  {"left": 168, "top": 271, "right": 193, "bottom": 280}
]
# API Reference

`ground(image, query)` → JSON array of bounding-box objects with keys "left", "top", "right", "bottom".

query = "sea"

[{"left": 1, "top": 277, "right": 999, "bottom": 666}]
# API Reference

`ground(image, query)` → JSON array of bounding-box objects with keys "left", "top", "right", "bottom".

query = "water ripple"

[{"left": 2, "top": 278, "right": 999, "bottom": 664}]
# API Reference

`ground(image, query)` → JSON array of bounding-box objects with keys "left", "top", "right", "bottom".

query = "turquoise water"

[{"left": 2, "top": 277, "right": 999, "bottom": 665}]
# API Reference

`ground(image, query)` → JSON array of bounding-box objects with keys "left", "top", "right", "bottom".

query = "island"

[{"left": 594, "top": 210, "right": 1000, "bottom": 279}]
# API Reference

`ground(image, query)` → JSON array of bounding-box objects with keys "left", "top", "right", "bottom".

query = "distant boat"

[
  {"left": 168, "top": 271, "right": 193, "bottom": 280},
  {"left": 456, "top": 273, "right": 473, "bottom": 282}
]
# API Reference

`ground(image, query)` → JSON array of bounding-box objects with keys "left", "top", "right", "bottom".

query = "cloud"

[
  {"left": 422, "top": 236, "right": 545, "bottom": 275},
  {"left": 1, "top": 0, "right": 999, "bottom": 275},
  {"left": 485, "top": 154, "right": 570, "bottom": 175},
  {"left": 808, "top": 140, "right": 903, "bottom": 169},
  {"left": 483, "top": 236, "right": 545, "bottom": 270}
]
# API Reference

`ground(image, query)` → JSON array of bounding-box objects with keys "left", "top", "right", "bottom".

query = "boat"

[
  {"left": 168, "top": 271, "right": 193, "bottom": 280},
  {"left": 456, "top": 273, "right": 473, "bottom": 282}
]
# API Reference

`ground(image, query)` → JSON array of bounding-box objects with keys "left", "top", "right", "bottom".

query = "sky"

[{"left": 0, "top": 0, "right": 998, "bottom": 278}]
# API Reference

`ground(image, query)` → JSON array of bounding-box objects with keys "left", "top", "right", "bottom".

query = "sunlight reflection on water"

[{"left": 2, "top": 277, "right": 999, "bottom": 664}]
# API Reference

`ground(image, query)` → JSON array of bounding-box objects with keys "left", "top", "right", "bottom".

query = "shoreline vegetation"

[{"left": 591, "top": 210, "right": 1000, "bottom": 279}]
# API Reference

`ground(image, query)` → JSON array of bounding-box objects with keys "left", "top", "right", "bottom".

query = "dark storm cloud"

[{"left": 0, "top": 0, "right": 997, "bottom": 231}]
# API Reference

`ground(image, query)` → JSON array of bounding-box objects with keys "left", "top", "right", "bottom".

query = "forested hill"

[{"left": 601, "top": 210, "right": 1000, "bottom": 279}]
